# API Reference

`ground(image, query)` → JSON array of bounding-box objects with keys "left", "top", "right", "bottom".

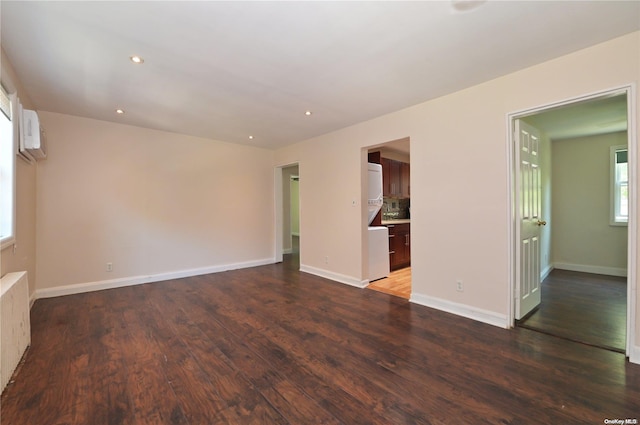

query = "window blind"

[{"left": 616, "top": 149, "right": 628, "bottom": 164}]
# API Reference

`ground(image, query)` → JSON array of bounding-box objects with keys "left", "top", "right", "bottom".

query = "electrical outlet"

[
  {"left": 106, "top": 262, "right": 113, "bottom": 272},
  {"left": 324, "top": 256, "right": 329, "bottom": 264},
  {"left": 456, "top": 280, "right": 463, "bottom": 292}
]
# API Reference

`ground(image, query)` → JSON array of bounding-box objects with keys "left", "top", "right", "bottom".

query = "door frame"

[
  {"left": 506, "top": 84, "right": 637, "bottom": 358},
  {"left": 274, "top": 162, "right": 300, "bottom": 264}
]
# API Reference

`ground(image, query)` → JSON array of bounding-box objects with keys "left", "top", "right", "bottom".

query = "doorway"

[
  {"left": 275, "top": 163, "right": 300, "bottom": 270},
  {"left": 288, "top": 173, "right": 300, "bottom": 269},
  {"left": 364, "top": 138, "right": 411, "bottom": 299},
  {"left": 509, "top": 86, "right": 636, "bottom": 356}
]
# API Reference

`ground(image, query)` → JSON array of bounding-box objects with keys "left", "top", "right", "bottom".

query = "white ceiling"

[{"left": 2, "top": 1, "right": 639, "bottom": 150}]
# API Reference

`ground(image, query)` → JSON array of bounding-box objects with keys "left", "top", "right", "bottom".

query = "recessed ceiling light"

[
  {"left": 249, "top": 135, "right": 254, "bottom": 140},
  {"left": 129, "top": 55, "right": 144, "bottom": 64},
  {"left": 305, "top": 111, "right": 312, "bottom": 116},
  {"left": 115, "top": 108, "right": 125, "bottom": 114}
]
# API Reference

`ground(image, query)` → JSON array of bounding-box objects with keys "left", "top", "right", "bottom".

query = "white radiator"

[{"left": 1, "top": 271, "right": 31, "bottom": 393}]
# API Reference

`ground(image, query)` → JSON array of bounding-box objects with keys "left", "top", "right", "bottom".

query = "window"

[
  {"left": 0, "top": 83, "right": 15, "bottom": 249},
  {"left": 611, "top": 145, "right": 628, "bottom": 225}
]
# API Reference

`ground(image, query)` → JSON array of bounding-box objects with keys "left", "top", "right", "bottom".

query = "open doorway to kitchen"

[{"left": 365, "top": 137, "right": 411, "bottom": 299}]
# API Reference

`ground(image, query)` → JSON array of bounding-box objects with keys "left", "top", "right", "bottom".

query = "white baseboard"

[
  {"left": 540, "top": 264, "right": 554, "bottom": 282},
  {"left": 34, "top": 258, "right": 275, "bottom": 300},
  {"left": 299, "top": 264, "right": 368, "bottom": 288},
  {"left": 410, "top": 293, "right": 509, "bottom": 329},
  {"left": 553, "top": 262, "right": 627, "bottom": 277},
  {"left": 630, "top": 344, "right": 640, "bottom": 365}
]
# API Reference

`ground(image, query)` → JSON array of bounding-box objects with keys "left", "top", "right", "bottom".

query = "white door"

[{"left": 515, "top": 120, "right": 544, "bottom": 320}]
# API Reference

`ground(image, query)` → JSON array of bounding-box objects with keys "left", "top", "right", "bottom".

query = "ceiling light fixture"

[
  {"left": 305, "top": 111, "right": 312, "bottom": 116},
  {"left": 249, "top": 135, "right": 254, "bottom": 140},
  {"left": 115, "top": 108, "right": 125, "bottom": 114},
  {"left": 129, "top": 55, "right": 144, "bottom": 64},
  {"left": 451, "top": 0, "right": 486, "bottom": 12}
]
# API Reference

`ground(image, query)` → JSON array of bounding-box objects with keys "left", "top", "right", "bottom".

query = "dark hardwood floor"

[
  {"left": 2, "top": 262, "right": 640, "bottom": 424},
  {"left": 518, "top": 269, "right": 627, "bottom": 352}
]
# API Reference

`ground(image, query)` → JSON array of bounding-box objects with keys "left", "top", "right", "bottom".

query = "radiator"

[{"left": 1, "top": 271, "right": 31, "bottom": 393}]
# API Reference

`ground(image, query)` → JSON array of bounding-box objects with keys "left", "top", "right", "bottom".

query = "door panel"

[{"left": 516, "top": 120, "right": 543, "bottom": 320}]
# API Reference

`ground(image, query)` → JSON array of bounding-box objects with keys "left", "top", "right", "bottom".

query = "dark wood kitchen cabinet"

[
  {"left": 401, "top": 162, "right": 410, "bottom": 197},
  {"left": 382, "top": 158, "right": 410, "bottom": 198},
  {"left": 387, "top": 222, "right": 410, "bottom": 270}
]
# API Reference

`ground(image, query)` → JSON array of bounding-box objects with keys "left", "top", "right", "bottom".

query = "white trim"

[
  {"left": 274, "top": 166, "right": 284, "bottom": 263},
  {"left": 0, "top": 92, "right": 18, "bottom": 251},
  {"left": 553, "top": 262, "right": 627, "bottom": 277},
  {"left": 507, "top": 84, "right": 637, "bottom": 360},
  {"left": 630, "top": 343, "right": 640, "bottom": 365},
  {"left": 540, "top": 264, "right": 554, "bottom": 282},
  {"left": 411, "top": 292, "right": 509, "bottom": 329},
  {"left": 625, "top": 84, "right": 638, "bottom": 357},
  {"left": 34, "top": 258, "right": 274, "bottom": 300},
  {"left": 299, "top": 264, "right": 368, "bottom": 288}
]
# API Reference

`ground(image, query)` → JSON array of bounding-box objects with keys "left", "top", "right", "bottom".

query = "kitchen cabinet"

[
  {"left": 387, "top": 222, "right": 410, "bottom": 270},
  {"left": 401, "top": 162, "right": 410, "bottom": 197},
  {"left": 382, "top": 157, "right": 410, "bottom": 198}
]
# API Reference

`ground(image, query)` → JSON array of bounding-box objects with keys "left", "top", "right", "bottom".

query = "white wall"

[
  {"left": 274, "top": 32, "right": 640, "bottom": 349},
  {"left": 552, "top": 131, "right": 628, "bottom": 275},
  {"left": 35, "top": 112, "right": 275, "bottom": 294}
]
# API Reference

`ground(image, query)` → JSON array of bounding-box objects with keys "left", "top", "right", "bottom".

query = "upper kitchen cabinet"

[
  {"left": 401, "top": 162, "right": 410, "bottom": 197},
  {"left": 382, "top": 157, "right": 410, "bottom": 198}
]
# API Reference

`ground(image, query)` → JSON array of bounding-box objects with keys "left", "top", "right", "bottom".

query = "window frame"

[
  {"left": 0, "top": 83, "right": 17, "bottom": 250},
  {"left": 610, "top": 145, "right": 629, "bottom": 226}
]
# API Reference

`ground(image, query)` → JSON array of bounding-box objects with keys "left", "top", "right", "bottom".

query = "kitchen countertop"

[{"left": 381, "top": 219, "right": 411, "bottom": 225}]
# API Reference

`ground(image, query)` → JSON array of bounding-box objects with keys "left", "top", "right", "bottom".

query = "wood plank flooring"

[
  {"left": 367, "top": 267, "right": 411, "bottom": 299},
  {"left": 518, "top": 269, "right": 627, "bottom": 352},
  {"left": 2, "top": 263, "right": 640, "bottom": 424}
]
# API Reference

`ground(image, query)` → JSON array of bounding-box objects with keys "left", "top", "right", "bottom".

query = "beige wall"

[
  {"left": 35, "top": 112, "right": 275, "bottom": 291},
  {"left": 0, "top": 48, "right": 38, "bottom": 295},
  {"left": 552, "top": 131, "right": 628, "bottom": 274},
  {"left": 274, "top": 32, "right": 640, "bottom": 341}
]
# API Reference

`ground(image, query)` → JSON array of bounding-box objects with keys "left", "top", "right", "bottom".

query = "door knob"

[{"left": 536, "top": 220, "right": 547, "bottom": 226}]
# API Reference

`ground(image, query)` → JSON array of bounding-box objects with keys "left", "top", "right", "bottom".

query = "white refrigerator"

[{"left": 367, "top": 163, "right": 390, "bottom": 281}]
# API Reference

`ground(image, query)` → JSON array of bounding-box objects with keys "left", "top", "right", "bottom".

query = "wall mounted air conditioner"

[{"left": 20, "top": 109, "right": 47, "bottom": 160}]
